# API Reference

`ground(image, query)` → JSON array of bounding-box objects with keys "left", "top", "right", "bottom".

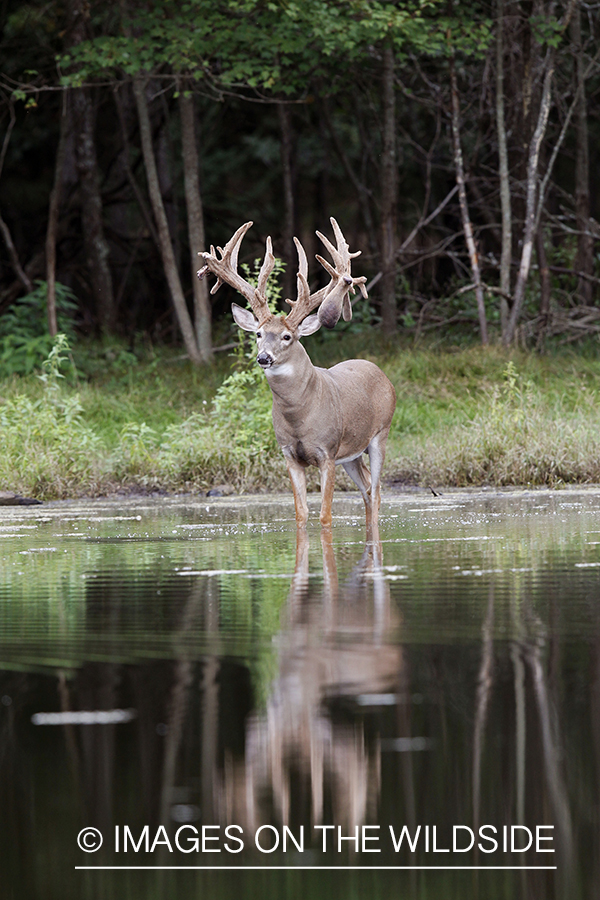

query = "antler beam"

[{"left": 197, "top": 222, "right": 274, "bottom": 324}]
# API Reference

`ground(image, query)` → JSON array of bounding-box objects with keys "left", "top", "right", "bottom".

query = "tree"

[
  {"left": 60, "top": 0, "right": 451, "bottom": 338},
  {"left": 2, "top": 0, "right": 600, "bottom": 349}
]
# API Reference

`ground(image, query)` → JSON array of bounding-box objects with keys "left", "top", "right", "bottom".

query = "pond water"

[{"left": 0, "top": 488, "right": 598, "bottom": 900}]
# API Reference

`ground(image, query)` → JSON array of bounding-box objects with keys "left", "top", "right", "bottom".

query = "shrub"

[
  {"left": 0, "top": 281, "right": 78, "bottom": 377},
  {"left": 0, "top": 335, "right": 102, "bottom": 497}
]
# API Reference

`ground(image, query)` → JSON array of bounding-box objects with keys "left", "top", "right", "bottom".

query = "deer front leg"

[
  {"left": 284, "top": 456, "right": 309, "bottom": 529},
  {"left": 318, "top": 456, "right": 336, "bottom": 530}
]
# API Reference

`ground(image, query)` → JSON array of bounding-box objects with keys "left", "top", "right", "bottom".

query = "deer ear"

[
  {"left": 297, "top": 313, "right": 321, "bottom": 337},
  {"left": 232, "top": 303, "right": 259, "bottom": 332}
]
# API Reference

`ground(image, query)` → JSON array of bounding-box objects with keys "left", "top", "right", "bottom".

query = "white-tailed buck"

[{"left": 198, "top": 219, "right": 396, "bottom": 532}]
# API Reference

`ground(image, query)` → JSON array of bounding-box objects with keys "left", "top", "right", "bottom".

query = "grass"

[{"left": 3, "top": 333, "right": 600, "bottom": 499}]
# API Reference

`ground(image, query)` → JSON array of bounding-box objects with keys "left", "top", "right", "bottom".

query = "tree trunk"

[
  {"left": 571, "top": 6, "right": 593, "bottom": 304},
  {"left": 133, "top": 79, "right": 201, "bottom": 365},
  {"left": 71, "top": 83, "right": 115, "bottom": 334},
  {"left": 496, "top": 0, "right": 512, "bottom": 337},
  {"left": 278, "top": 102, "right": 295, "bottom": 302},
  {"left": 380, "top": 41, "right": 397, "bottom": 333},
  {"left": 157, "top": 93, "right": 181, "bottom": 275},
  {"left": 0, "top": 104, "right": 32, "bottom": 294},
  {"left": 179, "top": 91, "right": 213, "bottom": 363},
  {"left": 536, "top": 227, "right": 551, "bottom": 316},
  {"left": 46, "top": 95, "right": 69, "bottom": 337},
  {"left": 504, "top": 54, "right": 555, "bottom": 346},
  {"left": 450, "top": 56, "right": 488, "bottom": 344}
]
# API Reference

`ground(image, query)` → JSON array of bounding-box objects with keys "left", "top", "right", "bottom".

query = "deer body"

[
  {"left": 267, "top": 346, "right": 395, "bottom": 531},
  {"left": 199, "top": 219, "right": 396, "bottom": 533}
]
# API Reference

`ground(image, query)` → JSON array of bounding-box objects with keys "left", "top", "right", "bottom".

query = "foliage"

[
  {"left": 5, "top": 335, "right": 600, "bottom": 498},
  {"left": 2, "top": 0, "right": 594, "bottom": 349},
  {"left": 392, "top": 354, "right": 600, "bottom": 488},
  {"left": 0, "top": 335, "right": 102, "bottom": 498},
  {"left": 58, "top": 0, "right": 488, "bottom": 93},
  {"left": 0, "top": 281, "right": 78, "bottom": 377},
  {"left": 150, "top": 256, "right": 285, "bottom": 489},
  {"left": 211, "top": 256, "right": 282, "bottom": 454}
]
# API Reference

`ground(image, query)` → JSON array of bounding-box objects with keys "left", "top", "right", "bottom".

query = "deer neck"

[{"left": 263, "top": 342, "right": 320, "bottom": 409}]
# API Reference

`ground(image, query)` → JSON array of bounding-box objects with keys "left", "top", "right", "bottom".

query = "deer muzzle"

[{"left": 257, "top": 351, "right": 273, "bottom": 368}]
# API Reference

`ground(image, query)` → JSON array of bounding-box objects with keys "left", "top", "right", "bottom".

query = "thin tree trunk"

[
  {"left": 504, "top": 53, "right": 555, "bottom": 346},
  {"left": 0, "top": 218, "right": 31, "bottom": 294},
  {"left": 158, "top": 93, "right": 181, "bottom": 275},
  {"left": 179, "top": 90, "right": 212, "bottom": 363},
  {"left": 133, "top": 78, "right": 201, "bottom": 365},
  {"left": 450, "top": 56, "right": 488, "bottom": 344},
  {"left": 380, "top": 41, "right": 397, "bottom": 333},
  {"left": 72, "top": 87, "right": 115, "bottom": 334},
  {"left": 496, "top": 0, "right": 512, "bottom": 337},
  {"left": 536, "top": 227, "right": 551, "bottom": 316},
  {"left": 46, "top": 94, "right": 69, "bottom": 336},
  {"left": 0, "top": 103, "right": 32, "bottom": 294},
  {"left": 278, "top": 102, "right": 295, "bottom": 302},
  {"left": 67, "top": 0, "right": 115, "bottom": 340},
  {"left": 571, "top": 7, "right": 593, "bottom": 303}
]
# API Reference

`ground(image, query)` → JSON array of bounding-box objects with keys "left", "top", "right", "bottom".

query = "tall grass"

[
  {"left": 3, "top": 335, "right": 600, "bottom": 499},
  {"left": 390, "top": 354, "right": 600, "bottom": 487}
]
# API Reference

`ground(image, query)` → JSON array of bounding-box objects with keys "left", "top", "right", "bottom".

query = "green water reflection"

[{"left": 0, "top": 490, "right": 598, "bottom": 899}]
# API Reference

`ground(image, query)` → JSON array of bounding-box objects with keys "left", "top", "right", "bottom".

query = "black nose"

[{"left": 257, "top": 352, "right": 272, "bottom": 368}]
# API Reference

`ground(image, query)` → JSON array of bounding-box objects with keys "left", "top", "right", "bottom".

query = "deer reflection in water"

[{"left": 216, "top": 531, "right": 403, "bottom": 835}]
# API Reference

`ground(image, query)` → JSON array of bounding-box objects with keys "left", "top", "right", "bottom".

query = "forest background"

[{"left": 1, "top": 0, "right": 600, "bottom": 499}]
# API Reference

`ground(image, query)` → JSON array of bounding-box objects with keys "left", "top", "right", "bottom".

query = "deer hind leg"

[
  {"left": 366, "top": 429, "right": 390, "bottom": 528},
  {"left": 342, "top": 456, "right": 373, "bottom": 527},
  {"left": 285, "top": 456, "right": 309, "bottom": 529}
]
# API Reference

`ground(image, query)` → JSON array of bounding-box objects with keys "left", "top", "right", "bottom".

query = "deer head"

[{"left": 197, "top": 218, "right": 368, "bottom": 338}]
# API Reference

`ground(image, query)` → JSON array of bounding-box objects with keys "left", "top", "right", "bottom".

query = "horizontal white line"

[
  {"left": 32, "top": 709, "right": 136, "bottom": 725},
  {"left": 75, "top": 866, "right": 558, "bottom": 871}
]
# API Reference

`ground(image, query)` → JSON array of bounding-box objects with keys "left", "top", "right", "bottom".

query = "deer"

[{"left": 198, "top": 219, "right": 396, "bottom": 534}]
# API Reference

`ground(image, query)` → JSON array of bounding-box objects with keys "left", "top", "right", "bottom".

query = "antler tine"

[
  {"left": 295, "top": 235, "right": 309, "bottom": 282},
  {"left": 284, "top": 237, "right": 312, "bottom": 328},
  {"left": 256, "top": 236, "right": 275, "bottom": 299},
  {"left": 329, "top": 216, "right": 361, "bottom": 260},
  {"left": 198, "top": 221, "right": 270, "bottom": 321}
]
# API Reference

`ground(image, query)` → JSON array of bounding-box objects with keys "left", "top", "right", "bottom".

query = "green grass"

[{"left": 3, "top": 334, "right": 600, "bottom": 499}]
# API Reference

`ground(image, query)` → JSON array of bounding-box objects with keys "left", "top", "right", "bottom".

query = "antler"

[
  {"left": 197, "top": 222, "right": 275, "bottom": 324},
  {"left": 284, "top": 217, "right": 368, "bottom": 330}
]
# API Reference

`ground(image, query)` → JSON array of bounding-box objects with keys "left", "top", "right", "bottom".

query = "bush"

[
  {"left": 0, "top": 281, "right": 78, "bottom": 377},
  {"left": 0, "top": 335, "right": 103, "bottom": 497}
]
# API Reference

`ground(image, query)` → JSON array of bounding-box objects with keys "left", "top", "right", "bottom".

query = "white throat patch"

[{"left": 264, "top": 362, "right": 295, "bottom": 377}]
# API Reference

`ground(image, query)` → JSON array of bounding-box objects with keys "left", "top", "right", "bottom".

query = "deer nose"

[{"left": 257, "top": 352, "right": 273, "bottom": 368}]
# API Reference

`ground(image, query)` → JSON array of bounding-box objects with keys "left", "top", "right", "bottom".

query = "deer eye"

[
  {"left": 282, "top": 334, "right": 292, "bottom": 342},
  {"left": 256, "top": 331, "right": 262, "bottom": 338}
]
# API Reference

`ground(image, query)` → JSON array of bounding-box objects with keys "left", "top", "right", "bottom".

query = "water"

[{"left": 1, "top": 489, "right": 598, "bottom": 899}]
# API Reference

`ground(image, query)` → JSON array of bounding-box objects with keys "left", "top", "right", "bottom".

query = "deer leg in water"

[
  {"left": 318, "top": 456, "right": 336, "bottom": 530},
  {"left": 342, "top": 455, "right": 373, "bottom": 528},
  {"left": 285, "top": 457, "right": 309, "bottom": 528},
  {"left": 366, "top": 430, "right": 389, "bottom": 527}
]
